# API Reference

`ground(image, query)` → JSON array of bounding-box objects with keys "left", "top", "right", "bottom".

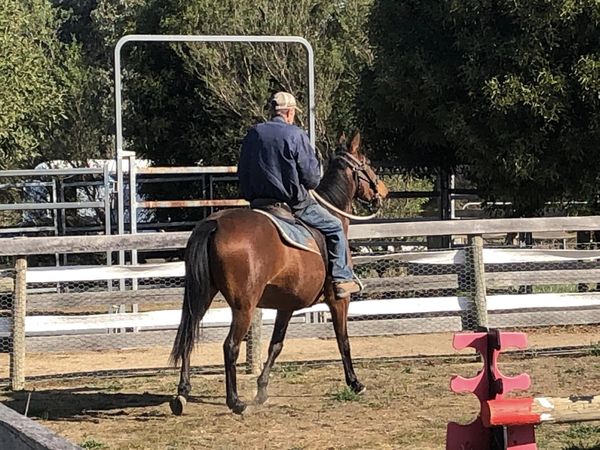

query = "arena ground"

[{"left": 0, "top": 328, "right": 599, "bottom": 449}]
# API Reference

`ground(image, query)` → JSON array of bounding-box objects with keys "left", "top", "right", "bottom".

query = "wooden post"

[
  {"left": 576, "top": 231, "right": 592, "bottom": 292},
  {"left": 10, "top": 257, "right": 27, "bottom": 390},
  {"left": 465, "top": 235, "right": 488, "bottom": 329},
  {"left": 246, "top": 308, "right": 263, "bottom": 375},
  {"left": 483, "top": 395, "right": 600, "bottom": 426}
]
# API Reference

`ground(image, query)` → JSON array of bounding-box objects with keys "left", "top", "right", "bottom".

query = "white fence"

[
  {"left": 1, "top": 215, "right": 600, "bottom": 388},
  {"left": 3, "top": 249, "right": 600, "bottom": 336}
]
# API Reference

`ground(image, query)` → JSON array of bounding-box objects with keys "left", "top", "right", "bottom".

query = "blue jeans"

[{"left": 295, "top": 202, "right": 354, "bottom": 282}]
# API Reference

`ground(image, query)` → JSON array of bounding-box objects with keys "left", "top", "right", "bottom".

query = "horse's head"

[{"left": 335, "top": 131, "right": 389, "bottom": 212}]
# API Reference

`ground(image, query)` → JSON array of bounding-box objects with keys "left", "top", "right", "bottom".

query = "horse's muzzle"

[{"left": 367, "top": 194, "right": 383, "bottom": 213}]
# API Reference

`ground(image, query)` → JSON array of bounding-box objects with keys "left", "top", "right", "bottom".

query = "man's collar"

[{"left": 270, "top": 116, "right": 287, "bottom": 124}]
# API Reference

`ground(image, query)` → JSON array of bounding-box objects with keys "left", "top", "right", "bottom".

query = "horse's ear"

[
  {"left": 338, "top": 132, "right": 346, "bottom": 146},
  {"left": 349, "top": 131, "right": 361, "bottom": 154}
]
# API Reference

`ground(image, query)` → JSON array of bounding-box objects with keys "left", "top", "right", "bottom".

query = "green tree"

[
  {"left": 362, "top": 0, "right": 600, "bottom": 215},
  {"left": 50, "top": 0, "right": 374, "bottom": 164},
  {"left": 46, "top": 0, "right": 146, "bottom": 163},
  {"left": 49, "top": 0, "right": 375, "bottom": 223},
  {"left": 126, "top": 0, "right": 374, "bottom": 164},
  {"left": 0, "top": 0, "right": 75, "bottom": 169}
]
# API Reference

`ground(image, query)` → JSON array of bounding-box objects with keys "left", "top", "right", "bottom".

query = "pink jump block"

[{"left": 446, "top": 331, "right": 537, "bottom": 450}]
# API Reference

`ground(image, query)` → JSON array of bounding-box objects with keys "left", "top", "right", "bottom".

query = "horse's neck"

[{"left": 315, "top": 165, "right": 354, "bottom": 213}]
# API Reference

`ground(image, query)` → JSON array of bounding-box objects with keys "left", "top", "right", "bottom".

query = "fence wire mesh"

[
  {"left": 0, "top": 235, "right": 599, "bottom": 386},
  {"left": 0, "top": 267, "right": 14, "bottom": 381}
]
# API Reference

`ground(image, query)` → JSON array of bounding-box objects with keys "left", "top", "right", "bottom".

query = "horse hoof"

[
  {"left": 253, "top": 387, "right": 268, "bottom": 405},
  {"left": 254, "top": 393, "right": 268, "bottom": 405},
  {"left": 230, "top": 401, "right": 247, "bottom": 415},
  {"left": 170, "top": 395, "right": 187, "bottom": 416},
  {"left": 352, "top": 383, "right": 366, "bottom": 395}
]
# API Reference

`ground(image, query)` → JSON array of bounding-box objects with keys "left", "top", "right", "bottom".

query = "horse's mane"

[{"left": 315, "top": 154, "right": 353, "bottom": 209}]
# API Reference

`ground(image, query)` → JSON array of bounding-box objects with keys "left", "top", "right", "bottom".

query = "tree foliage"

[
  {"left": 0, "top": 0, "right": 73, "bottom": 168},
  {"left": 123, "top": 0, "right": 374, "bottom": 165},
  {"left": 32, "top": 0, "right": 375, "bottom": 222},
  {"left": 41, "top": 0, "right": 374, "bottom": 168},
  {"left": 47, "top": 0, "right": 147, "bottom": 162},
  {"left": 7, "top": 0, "right": 600, "bottom": 220},
  {"left": 363, "top": 0, "right": 600, "bottom": 214}
]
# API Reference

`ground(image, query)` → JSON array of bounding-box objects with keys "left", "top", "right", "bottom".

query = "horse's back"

[
  {"left": 209, "top": 208, "right": 283, "bottom": 251},
  {"left": 207, "top": 208, "right": 326, "bottom": 309}
]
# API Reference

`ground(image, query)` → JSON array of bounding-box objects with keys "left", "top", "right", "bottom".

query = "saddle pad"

[{"left": 253, "top": 209, "right": 321, "bottom": 255}]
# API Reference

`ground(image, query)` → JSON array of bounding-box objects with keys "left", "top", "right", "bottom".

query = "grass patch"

[
  {"left": 400, "top": 365, "right": 414, "bottom": 374},
  {"left": 564, "top": 423, "right": 600, "bottom": 439},
  {"left": 104, "top": 381, "right": 123, "bottom": 392},
  {"left": 562, "top": 423, "right": 600, "bottom": 449},
  {"left": 539, "top": 423, "right": 600, "bottom": 450},
  {"left": 533, "top": 284, "right": 578, "bottom": 294},
  {"left": 564, "top": 366, "right": 585, "bottom": 376},
  {"left": 80, "top": 438, "right": 109, "bottom": 450},
  {"left": 328, "top": 386, "right": 362, "bottom": 402},
  {"left": 273, "top": 364, "right": 307, "bottom": 380}
]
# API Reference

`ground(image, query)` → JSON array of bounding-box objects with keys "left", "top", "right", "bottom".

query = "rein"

[{"left": 310, "top": 190, "right": 378, "bottom": 221}]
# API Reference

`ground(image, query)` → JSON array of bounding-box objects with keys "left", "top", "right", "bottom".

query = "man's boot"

[{"left": 334, "top": 280, "right": 361, "bottom": 299}]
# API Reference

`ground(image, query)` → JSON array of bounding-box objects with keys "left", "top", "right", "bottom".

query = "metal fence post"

[
  {"left": 10, "top": 257, "right": 27, "bottom": 390},
  {"left": 246, "top": 308, "right": 263, "bottom": 375},
  {"left": 465, "top": 235, "right": 489, "bottom": 330},
  {"left": 128, "top": 153, "right": 139, "bottom": 332}
]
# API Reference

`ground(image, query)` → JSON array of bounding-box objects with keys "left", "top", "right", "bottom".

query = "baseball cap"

[{"left": 270, "top": 91, "right": 302, "bottom": 112}]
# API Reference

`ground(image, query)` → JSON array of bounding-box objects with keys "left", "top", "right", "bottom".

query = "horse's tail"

[{"left": 170, "top": 220, "right": 218, "bottom": 367}]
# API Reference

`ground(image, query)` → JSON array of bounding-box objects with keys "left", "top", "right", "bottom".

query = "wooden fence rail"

[{"left": 1, "top": 215, "right": 600, "bottom": 256}]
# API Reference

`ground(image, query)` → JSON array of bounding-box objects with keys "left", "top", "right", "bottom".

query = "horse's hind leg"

[
  {"left": 255, "top": 309, "right": 293, "bottom": 405},
  {"left": 177, "top": 348, "right": 192, "bottom": 397},
  {"left": 328, "top": 297, "right": 365, "bottom": 394},
  {"left": 223, "top": 307, "right": 254, "bottom": 414}
]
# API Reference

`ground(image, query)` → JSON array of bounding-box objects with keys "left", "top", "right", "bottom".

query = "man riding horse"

[
  {"left": 169, "top": 91, "right": 387, "bottom": 415},
  {"left": 237, "top": 91, "right": 361, "bottom": 299}
]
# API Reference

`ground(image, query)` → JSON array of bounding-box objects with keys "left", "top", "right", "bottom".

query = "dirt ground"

[{"left": 0, "top": 329, "right": 599, "bottom": 449}]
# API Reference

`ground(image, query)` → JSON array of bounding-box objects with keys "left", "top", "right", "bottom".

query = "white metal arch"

[{"left": 113, "top": 34, "right": 316, "bottom": 250}]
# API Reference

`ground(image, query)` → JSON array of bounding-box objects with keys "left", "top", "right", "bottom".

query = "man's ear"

[
  {"left": 349, "top": 131, "right": 361, "bottom": 155},
  {"left": 287, "top": 109, "right": 296, "bottom": 124}
]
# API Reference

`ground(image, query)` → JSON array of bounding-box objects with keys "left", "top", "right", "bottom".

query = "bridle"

[
  {"left": 311, "top": 151, "right": 384, "bottom": 221},
  {"left": 336, "top": 152, "right": 384, "bottom": 206}
]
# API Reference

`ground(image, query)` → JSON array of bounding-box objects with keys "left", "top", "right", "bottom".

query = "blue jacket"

[{"left": 238, "top": 116, "right": 320, "bottom": 212}]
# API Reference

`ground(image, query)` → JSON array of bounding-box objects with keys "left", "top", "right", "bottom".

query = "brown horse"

[{"left": 169, "top": 131, "right": 388, "bottom": 415}]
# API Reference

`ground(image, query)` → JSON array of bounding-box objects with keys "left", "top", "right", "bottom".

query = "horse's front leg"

[
  {"left": 327, "top": 296, "right": 365, "bottom": 394},
  {"left": 255, "top": 309, "right": 293, "bottom": 405},
  {"left": 224, "top": 308, "right": 253, "bottom": 414}
]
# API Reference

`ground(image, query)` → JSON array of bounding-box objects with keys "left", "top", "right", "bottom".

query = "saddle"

[{"left": 250, "top": 199, "right": 328, "bottom": 269}]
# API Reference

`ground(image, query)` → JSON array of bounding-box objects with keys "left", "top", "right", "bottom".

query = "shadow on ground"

[{"left": 0, "top": 388, "right": 172, "bottom": 420}]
